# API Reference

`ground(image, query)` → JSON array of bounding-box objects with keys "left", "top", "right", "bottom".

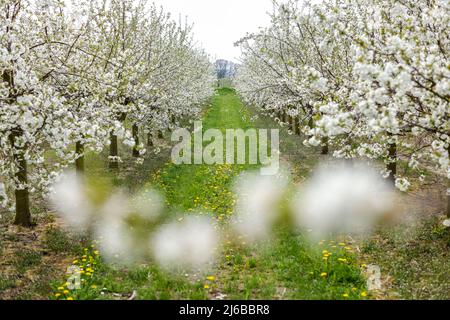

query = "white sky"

[{"left": 151, "top": 0, "right": 275, "bottom": 62}]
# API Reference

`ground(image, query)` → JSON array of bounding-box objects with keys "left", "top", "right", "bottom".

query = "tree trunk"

[
  {"left": 295, "top": 117, "right": 301, "bottom": 135},
  {"left": 387, "top": 142, "right": 397, "bottom": 185},
  {"left": 321, "top": 137, "right": 329, "bottom": 155},
  {"left": 287, "top": 114, "right": 293, "bottom": 131},
  {"left": 147, "top": 132, "right": 154, "bottom": 147},
  {"left": 132, "top": 123, "right": 140, "bottom": 158},
  {"left": 109, "top": 132, "right": 119, "bottom": 170},
  {"left": 308, "top": 117, "right": 314, "bottom": 139},
  {"left": 447, "top": 186, "right": 450, "bottom": 219},
  {"left": 447, "top": 146, "right": 450, "bottom": 218},
  {"left": 75, "top": 141, "right": 85, "bottom": 175},
  {"left": 291, "top": 116, "right": 296, "bottom": 134},
  {"left": 9, "top": 132, "right": 31, "bottom": 227}
]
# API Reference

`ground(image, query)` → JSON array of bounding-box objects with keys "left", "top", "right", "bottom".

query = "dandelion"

[
  {"left": 67, "top": 297, "right": 74, "bottom": 300},
  {"left": 320, "top": 272, "right": 327, "bottom": 277},
  {"left": 361, "top": 292, "right": 367, "bottom": 297},
  {"left": 206, "top": 276, "right": 216, "bottom": 281},
  {"left": 63, "top": 290, "right": 69, "bottom": 295},
  {"left": 342, "top": 294, "right": 349, "bottom": 298},
  {"left": 204, "top": 284, "right": 210, "bottom": 289}
]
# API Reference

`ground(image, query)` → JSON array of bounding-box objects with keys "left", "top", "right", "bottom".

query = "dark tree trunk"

[
  {"left": 308, "top": 117, "right": 314, "bottom": 139},
  {"left": 447, "top": 186, "right": 450, "bottom": 219},
  {"left": 132, "top": 123, "right": 140, "bottom": 158},
  {"left": 9, "top": 131, "right": 31, "bottom": 227},
  {"left": 321, "top": 137, "right": 329, "bottom": 155},
  {"left": 447, "top": 146, "right": 450, "bottom": 218},
  {"left": 295, "top": 117, "right": 301, "bottom": 135},
  {"left": 147, "top": 132, "right": 154, "bottom": 147},
  {"left": 387, "top": 142, "right": 397, "bottom": 185},
  {"left": 291, "top": 116, "right": 296, "bottom": 133},
  {"left": 108, "top": 112, "right": 127, "bottom": 170},
  {"left": 75, "top": 141, "right": 85, "bottom": 174},
  {"left": 287, "top": 114, "right": 293, "bottom": 131},
  {"left": 109, "top": 132, "right": 119, "bottom": 170}
]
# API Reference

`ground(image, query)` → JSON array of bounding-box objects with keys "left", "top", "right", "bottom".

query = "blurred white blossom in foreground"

[
  {"left": 132, "top": 189, "right": 164, "bottom": 221},
  {"left": 293, "top": 162, "right": 395, "bottom": 239},
  {"left": 0, "top": 182, "right": 8, "bottom": 208},
  {"left": 443, "top": 219, "right": 450, "bottom": 228},
  {"left": 151, "top": 216, "right": 219, "bottom": 271},
  {"left": 94, "top": 192, "right": 135, "bottom": 263},
  {"left": 49, "top": 171, "right": 93, "bottom": 230},
  {"left": 232, "top": 170, "right": 290, "bottom": 242}
]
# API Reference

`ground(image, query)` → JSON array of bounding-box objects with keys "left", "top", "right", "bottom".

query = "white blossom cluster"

[
  {"left": 0, "top": 0, "right": 215, "bottom": 214},
  {"left": 232, "top": 163, "right": 396, "bottom": 241},
  {"left": 235, "top": 0, "right": 449, "bottom": 190}
]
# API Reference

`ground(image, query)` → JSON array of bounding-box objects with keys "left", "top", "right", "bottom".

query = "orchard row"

[
  {"left": 236, "top": 0, "right": 449, "bottom": 194},
  {"left": 0, "top": 0, "right": 216, "bottom": 226}
]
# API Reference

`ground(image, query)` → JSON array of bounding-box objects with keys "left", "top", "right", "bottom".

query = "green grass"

[{"left": 53, "top": 87, "right": 367, "bottom": 300}]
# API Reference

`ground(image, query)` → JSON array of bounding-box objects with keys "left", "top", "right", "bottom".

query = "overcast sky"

[{"left": 152, "top": 0, "right": 275, "bottom": 62}]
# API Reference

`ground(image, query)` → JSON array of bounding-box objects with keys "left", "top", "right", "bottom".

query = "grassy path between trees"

[
  {"left": 49, "top": 88, "right": 367, "bottom": 300},
  {"left": 3, "top": 88, "right": 448, "bottom": 300}
]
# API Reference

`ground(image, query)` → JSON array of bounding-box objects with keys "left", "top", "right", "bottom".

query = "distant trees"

[{"left": 214, "top": 59, "right": 237, "bottom": 79}]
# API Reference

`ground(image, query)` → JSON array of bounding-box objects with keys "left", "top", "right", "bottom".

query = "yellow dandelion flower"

[
  {"left": 91, "top": 285, "right": 97, "bottom": 289},
  {"left": 342, "top": 294, "right": 349, "bottom": 298},
  {"left": 63, "top": 290, "right": 69, "bottom": 295},
  {"left": 361, "top": 292, "right": 367, "bottom": 297},
  {"left": 72, "top": 260, "right": 78, "bottom": 264},
  {"left": 67, "top": 297, "right": 74, "bottom": 300},
  {"left": 204, "top": 284, "right": 210, "bottom": 289},
  {"left": 338, "top": 258, "right": 348, "bottom": 263},
  {"left": 206, "top": 276, "right": 216, "bottom": 281},
  {"left": 55, "top": 293, "right": 61, "bottom": 298},
  {"left": 57, "top": 286, "right": 64, "bottom": 291},
  {"left": 320, "top": 272, "right": 327, "bottom": 277}
]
